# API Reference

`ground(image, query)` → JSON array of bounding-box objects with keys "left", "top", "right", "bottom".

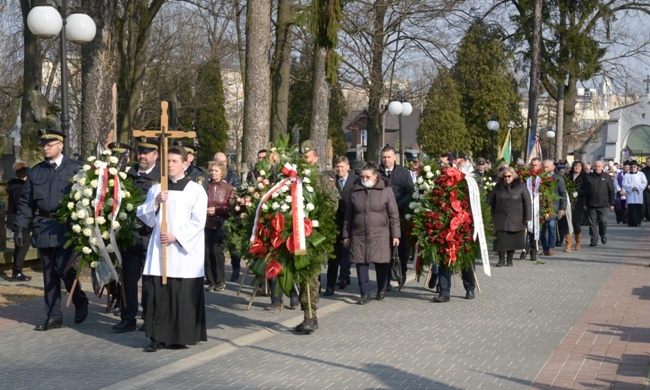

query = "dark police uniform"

[
  {"left": 113, "top": 138, "right": 160, "bottom": 332},
  {"left": 173, "top": 141, "right": 208, "bottom": 191},
  {"left": 14, "top": 130, "right": 88, "bottom": 329}
]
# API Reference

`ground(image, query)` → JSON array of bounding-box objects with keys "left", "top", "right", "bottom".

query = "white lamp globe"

[
  {"left": 66, "top": 13, "right": 97, "bottom": 43},
  {"left": 27, "top": 6, "right": 63, "bottom": 37},
  {"left": 546, "top": 129, "right": 556, "bottom": 139},
  {"left": 401, "top": 102, "right": 413, "bottom": 116},
  {"left": 487, "top": 119, "right": 500, "bottom": 131},
  {"left": 388, "top": 101, "right": 403, "bottom": 116}
]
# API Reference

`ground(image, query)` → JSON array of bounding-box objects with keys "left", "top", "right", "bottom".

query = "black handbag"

[{"left": 390, "top": 246, "right": 403, "bottom": 290}]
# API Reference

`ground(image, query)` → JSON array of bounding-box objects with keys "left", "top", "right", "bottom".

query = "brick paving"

[{"left": 0, "top": 215, "right": 648, "bottom": 389}]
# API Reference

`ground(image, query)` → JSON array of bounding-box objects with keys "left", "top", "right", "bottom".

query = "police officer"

[
  {"left": 294, "top": 140, "right": 339, "bottom": 334},
  {"left": 14, "top": 129, "right": 89, "bottom": 331},
  {"left": 173, "top": 141, "right": 208, "bottom": 191},
  {"left": 112, "top": 138, "right": 161, "bottom": 333}
]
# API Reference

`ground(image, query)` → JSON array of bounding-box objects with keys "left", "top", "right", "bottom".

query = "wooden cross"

[{"left": 133, "top": 101, "right": 196, "bottom": 284}]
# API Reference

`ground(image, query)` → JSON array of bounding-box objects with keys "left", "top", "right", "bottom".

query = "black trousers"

[
  {"left": 356, "top": 263, "right": 389, "bottom": 297},
  {"left": 12, "top": 230, "right": 31, "bottom": 274},
  {"left": 326, "top": 238, "right": 351, "bottom": 289},
  {"left": 120, "top": 239, "right": 147, "bottom": 321},
  {"left": 615, "top": 199, "right": 628, "bottom": 223},
  {"left": 644, "top": 190, "right": 650, "bottom": 220},
  {"left": 588, "top": 207, "right": 609, "bottom": 243},
  {"left": 40, "top": 247, "right": 87, "bottom": 321},
  {"left": 204, "top": 228, "right": 225, "bottom": 287},
  {"left": 628, "top": 203, "right": 644, "bottom": 226},
  {"left": 438, "top": 262, "right": 475, "bottom": 298}
]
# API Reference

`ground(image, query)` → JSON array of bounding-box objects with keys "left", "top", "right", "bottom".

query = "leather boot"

[
  {"left": 574, "top": 233, "right": 582, "bottom": 251},
  {"left": 302, "top": 317, "right": 318, "bottom": 334},
  {"left": 506, "top": 251, "right": 514, "bottom": 266},
  {"left": 496, "top": 252, "right": 505, "bottom": 267},
  {"left": 564, "top": 234, "right": 572, "bottom": 252}
]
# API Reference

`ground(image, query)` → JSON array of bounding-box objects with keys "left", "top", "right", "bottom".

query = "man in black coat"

[
  {"left": 324, "top": 156, "right": 356, "bottom": 296},
  {"left": 7, "top": 161, "right": 31, "bottom": 281},
  {"left": 581, "top": 160, "right": 615, "bottom": 246},
  {"left": 112, "top": 138, "right": 161, "bottom": 333},
  {"left": 14, "top": 129, "right": 89, "bottom": 331},
  {"left": 378, "top": 145, "right": 413, "bottom": 286},
  {"left": 174, "top": 141, "right": 208, "bottom": 191}
]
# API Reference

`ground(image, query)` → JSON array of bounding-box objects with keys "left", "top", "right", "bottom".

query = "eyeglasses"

[
  {"left": 503, "top": 175, "right": 513, "bottom": 178},
  {"left": 42, "top": 142, "right": 62, "bottom": 149}
]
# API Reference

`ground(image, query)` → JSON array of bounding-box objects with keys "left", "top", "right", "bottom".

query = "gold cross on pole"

[{"left": 133, "top": 101, "right": 196, "bottom": 284}]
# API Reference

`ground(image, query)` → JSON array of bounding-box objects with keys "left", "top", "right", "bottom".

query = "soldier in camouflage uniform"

[
  {"left": 294, "top": 140, "right": 339, "bottom": 334},
  {"left": 173, "top": 141, "right": 208, "bottom": 191}
]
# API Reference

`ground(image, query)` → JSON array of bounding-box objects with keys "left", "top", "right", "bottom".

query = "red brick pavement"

[{"left": 531, "top": 257, "right": 650, "bottom": 389}]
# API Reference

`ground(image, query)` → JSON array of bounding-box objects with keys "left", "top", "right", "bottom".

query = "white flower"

[
  {"left": 94, "top": 161, "right": 102, "bottom": 168},
  {"left": 311, "top": 220, "right": 319, "bottom": 227},
  {"left": 281, "top": 204, "right": 290, "bottom": 212},
  {"left": 253, "top": 192, "right": 260, "bottom": 199},
  {"left": 109, "top": 156, "right": 119, "bottom": 164},
  {"left": 112, "top": 221, "right": 120, "bottom": 229},
  {"left": 435, "top": 170, "right": 441, "bottom": 176},
  {"left": 108, "top": 179, "right": 115, "bottom": 187},
  {"left": 102, "top": 150, "right": 112, "bottom": 156},
  {"left": 81, "top": 198, "right": 89, "bottom": 207},
  {"left": 89, "top": 260, "right": 97, "bottom": 267},
  {"left": 272, "top": 202, "right": 280, "bottom": 210},
  {"left": 87, "top": 156, "right": 96, "bottom": 162},
  {"left": 257, "top": 183, "right": 264, "bottom": 190},
  {"left": 72, "top": 224, "right": 81, "bottom": 233},
  {"left": 304, "top": 169, "right": 311, "bottom": 176},
  {"left": 271, "top": 192, "right": 279, "bottom": 199},
  {"left": 77, "top": 209, "right": 86, "bottom": 219},
  {"left": 67, "top": 202, "right": 74, "bottom": 210},
  {"left": 126, "top": 203, "right": 134, "bottom": 212},
  {"left": 417, "top": 177, "right": 424, "bottom": 184},
  {"left": 573, "top": 191, "right": 578, "bottom": 198},
  {"left": 259, "top": 170, "right": 266, "bottom": 177},
  {"left": 405, "top": 214, "right": 412, "bottom": 220},
  {"left": 124, "top": 191, "right": 131, "bottom": 198},
  {"left": 79, "top": 178, "right": 87, "bottom": 185},
  {"left": 248, "top": 187, "right": 255, "bottom": 193},
  {"left": 413, "top": 192, "right": 420, "bottom": 199},
  {"left": 285, "top": 195, "right": 292, "bottom": 203},
  {"left": 119, "top": 172, "right": 127, "bottom": 180},
  {"left": 303, "top": 177, "right": 311, "bottom": 184},
  {"left": 82, "top": 228, "right": 92, "bottom": 237},
  {"left": 72, "top": 174, "right": 80, "bottom": 182},
  {"left": 423, "top": 165, "right": 431, "bottom": 172},
  {"left": 118, "top": 191, "right": 125, "bottom": 198},
  {"left": 86, "top": 217, "right": 94, "bottom": 225},
  {"left": 71, "top": 212, "right": 78, "bottom": 220},
  {"left": 306, "top": 185, "right": 314, "bottom": 193},
  {"left": 425, "top": 171, "right": 434, "bottom": 179},
  {"left": 105, "top": 198, "right": 114, "bottom": 207},
  {"left": 106, "top": 244, "right": 114, "bottom": 253},
  {"left": 409, "top": 202, "right": 417, "bottom": 210},
  {"left": 90, "top": 237, "right": 98, "bottom": 246},
  {"left": 90, "top": 180, "right": 98, "bottom": 188},
  {"left": 96, "top": 216, "right": 106, "bottom": 225},
  {"left": 82, "top": 164, "right": 91, "bottom": 171},
  {"left": 102, "top": 231, "right": 110, "bottom": 240},
  {"left": 483, "top": 185, "right": 488, "bottom": 190},
  {"left": 261, "top": 204, "right": 268, "bottom": 211},
  {"left": 306, "top": 203, "right": 315, "bottom": 211},
  {"left": 119, "top": 212, "right": 127, "bottom": 220},
  {"left": 109, "top": 167, "right": 118, "bottom": 175},
  {"left": 83, "top": 188, "right": 93, "bottom": 197}
]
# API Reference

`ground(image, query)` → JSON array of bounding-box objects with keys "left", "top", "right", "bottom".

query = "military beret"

[
  {"left": 300, "top": 140, "right": 316, "bottom": 155},
  {"left": 38, "top": 129, "right": 65, "bottom": 145},
  {"left": 108, "top": 142, "right": 132, "bottom": 155}
]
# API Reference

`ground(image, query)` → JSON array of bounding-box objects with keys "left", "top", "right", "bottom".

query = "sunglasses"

[{"left": 503, "top": 175, "right": 513, "bottom": 178}]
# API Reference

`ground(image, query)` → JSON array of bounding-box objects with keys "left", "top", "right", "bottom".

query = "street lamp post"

[
  {"left": 546, "top": 128, "right": 556, "bottom": 161},
  {"left": 487, "top": 117, "right": 500, "bottom": 163},
  {"left": 388, "top": 91, "right": 412, "bottom": 164},
  {"left": 27, "top": 1, "right": 96, "bottom": 157}
]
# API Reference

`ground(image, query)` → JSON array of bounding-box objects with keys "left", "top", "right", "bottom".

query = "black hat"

[
  {"left": 623, "top": 160, "right": 631, "bottom": 166},
  {"left": 136, "top": 137, "right": 160, "bottom": 153},
  {"left": 172, "top": 140, "right": 197, "bottom": 155},
  {"left": 108, "top": 142, "right": 132, "bottom": 155},
  {"left": 630, "top": 160, "right": 639, "bottom": 167},
  {"left": 38, "top": 129, "right": 65, "bottom": 145},
  {"left": 476, "top": 157, "right": 487, "bottom": 165}
]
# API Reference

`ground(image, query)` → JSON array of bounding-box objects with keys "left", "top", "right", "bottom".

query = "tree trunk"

[
  {"left": 81, "top": 0, "right": 117, "bottom": 159},
  {"left": 242, "top": 0, "right": 271, "bottom": 170},
  {"left": 555, "top": 79, "right": 564, "bottom": 162},
  {"left": 525, "top": 0, "right": 543, "bottom": 159},
  {"left": 270, "top": 0, "right": 292, "bottom": 141},
  {"left": 366, "top": 0, "right": 388, "bottom": 164},
  {"left": 20, "top": 0, "right": 41, "bottom": 155},
  {"left": 309, "top": 46, "right": 330, "bottom": 170}
]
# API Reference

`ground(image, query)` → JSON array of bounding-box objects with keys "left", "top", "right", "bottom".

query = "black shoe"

[
  {"left": 601, "top": 236, "right": 607, "bottom": 245},
  {"left": 465, "top": 290, "right": 475, "bottom": 300},
  {"left": 357, "top": 295, "right": 371, "bottom": 305},
  {"left": 589, "top": 242, "right": 597, "bottom": 247},
  {"left": 432, "top": 295, "right": 450, "bottom": 303},
  {"left": 427, "top": 274, "right": 438, "bottom": 289},
  {"left": 34, "top": 318, "right": 63, "bottom": 331},
  {"left": 375, "top": 290, "right": 385, "bottom": 301},
  {"left": 323, "top": 287, "right": 335, "bottom": 296},
  {"left": 167, "top": 344, "right": 188, "bottom": 350},
  {"left": 145, "top": 340, "right": 165, "bottom": 352},
  {"left": 264, "top": 301, "right": 282, "bottom": 311},
  {"left": 11, "top": 272, "right": 32, "bottom": 281},
  {"left": 289, "top": 296, "right": 299, "bottom": 310},
  {"left": 74, "top": 300, "right": 89, "bottom": 324},
  {"left": 230, "top": 268, "right": 240, "bottom": 282},
  {"left": 338, "top": 279, "right": 347, "bottom": 289},
  {"left": 302, "top": 317, "right": 318, "bottom": 334},
  {"left": 112, "top": 319, "right": 136, "bottom": 333},
  {"left": 496, "top": 261, "right": 505, "bottom": 267},
  {"left": 214, "top": 283, "right": 226, "bottom": 291},
  {"left": 139, "top": 323, "right": 146, "bottom": 332},
  {"left": 205, "top": 285, "right": 215, "bottom": 292},
  {"left": 386, "top": 284, "right": 392, "bottom": 292}
]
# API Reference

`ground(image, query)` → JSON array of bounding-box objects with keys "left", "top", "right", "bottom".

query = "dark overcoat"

[
  {"left": 342, "top": 176, "right": 400, "bottom": 264},
  {"left": 488, "top": 179, "right": 531, "bottom": 232}
]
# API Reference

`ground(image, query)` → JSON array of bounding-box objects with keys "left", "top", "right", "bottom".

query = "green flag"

[{"left": 498, "top": 130, "right": 511, "bottom": 164}]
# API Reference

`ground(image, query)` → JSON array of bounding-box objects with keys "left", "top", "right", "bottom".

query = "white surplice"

[
  {"left": 137, "top": 181, "right": 208, "bottom": 278},
  {"left": 622, "top": 172, "right": 648, "bottom": 205}
]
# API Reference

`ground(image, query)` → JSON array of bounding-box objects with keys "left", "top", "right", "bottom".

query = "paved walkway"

[{"left": 0, "top": 215, "right": 648, "bottom": 389}]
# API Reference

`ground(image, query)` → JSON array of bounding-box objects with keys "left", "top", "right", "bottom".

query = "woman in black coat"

[
  {"left": 564, "top": 160, "right": 587, "bottom": 251},
  {"left": 488, "top": 167, "right": 531, "bottom": 267}
]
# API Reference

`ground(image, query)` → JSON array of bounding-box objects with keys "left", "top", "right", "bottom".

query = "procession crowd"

[{"left": 7, "top": 128, "right": 650, "bottom": 352}]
